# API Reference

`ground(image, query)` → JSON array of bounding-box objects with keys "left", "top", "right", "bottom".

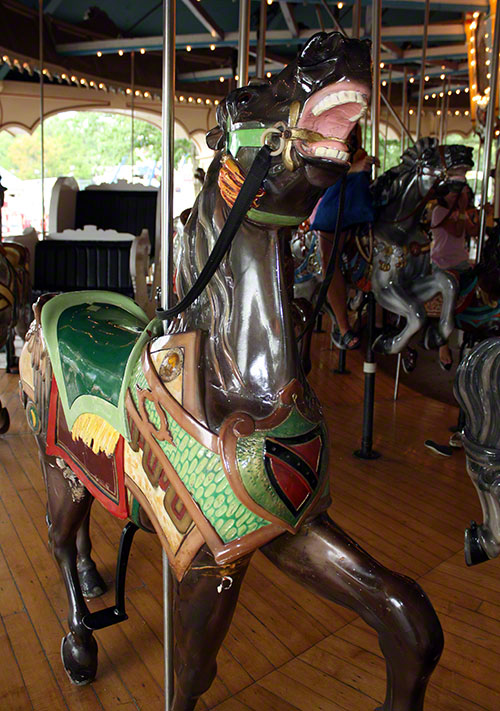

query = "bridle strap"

[{"left": 156, "top": 145, "right": 273, "bottom": 321}]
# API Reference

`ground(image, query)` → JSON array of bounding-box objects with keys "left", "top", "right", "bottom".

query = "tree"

[{"left": 0, "top": 112, "right": 197, "bottom": 181}]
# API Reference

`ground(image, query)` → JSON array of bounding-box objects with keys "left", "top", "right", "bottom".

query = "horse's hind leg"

[
  {"left": 262, "top": 513, "right": 443, "bottom": 711},
  {"left": 41, "top": 452, "right": 98, "bottom": 685},
  {"left": 76, "top": 502, "right": 107, "bottom": 599},
  {"left": 171, "top": 547, "right": 252, "bottom": 711}
]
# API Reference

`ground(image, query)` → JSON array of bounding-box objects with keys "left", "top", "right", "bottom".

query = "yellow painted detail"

[{"left": 71, "top": 413, "right": 120, "bottom": 456}]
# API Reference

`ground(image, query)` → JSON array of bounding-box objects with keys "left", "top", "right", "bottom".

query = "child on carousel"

[
  {"left": 310, "top": 126, "right": 379, "bottom": 350},
  {"left": 430, "top": 146, "right": 478, "bottom": 369}
]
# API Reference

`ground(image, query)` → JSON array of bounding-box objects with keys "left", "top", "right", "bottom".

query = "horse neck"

[
  {"left": 178, "top": 176, "right": 300, "bottom": 428},
  {"left": 377, "top": 171, "right": 426, "bottom": 240}
]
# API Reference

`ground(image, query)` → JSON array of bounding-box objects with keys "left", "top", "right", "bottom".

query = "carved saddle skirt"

[{"left": 29, "top": 291, "right": 329, "bottom": 580}]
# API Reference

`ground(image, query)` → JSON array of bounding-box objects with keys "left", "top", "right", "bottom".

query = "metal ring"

[{"left": 261, "top": 128, "right": 286, "bottom": 156}]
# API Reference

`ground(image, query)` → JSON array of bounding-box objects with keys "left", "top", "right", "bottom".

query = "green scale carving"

[{"left": 129, "top": 361, "right": 270, "bottom": 544}]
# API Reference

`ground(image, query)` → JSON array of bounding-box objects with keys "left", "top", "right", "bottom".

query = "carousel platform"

[{"left": 0, "top": 330, "right": 498, "bottom": 711}]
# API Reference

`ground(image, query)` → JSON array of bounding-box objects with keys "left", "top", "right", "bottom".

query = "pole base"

[
  {"left": 333, "top": 368, "right": 351, "bottom": 375},
  {"left": 353, "top": 448, "right": 382, "bottom": 460}
]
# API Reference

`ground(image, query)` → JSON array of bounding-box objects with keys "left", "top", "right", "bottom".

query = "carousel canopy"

[{"left": 0, "top": 0, "right": 478, "bottom": 112}]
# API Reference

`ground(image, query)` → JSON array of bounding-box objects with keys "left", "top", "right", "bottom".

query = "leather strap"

[{"left": 157, "top": 145, "right": 272, "bottom": 321}]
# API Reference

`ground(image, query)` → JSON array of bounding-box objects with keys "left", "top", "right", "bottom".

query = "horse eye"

[{"left": 236, "top": 92, "right": 253, "bottom": 105}]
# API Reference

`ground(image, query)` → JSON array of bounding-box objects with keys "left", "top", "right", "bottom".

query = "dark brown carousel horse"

[
  {"left": 0, "top": 241, "right": 30, "bottom": 431},
  {"left": 19, "top": 33, "right": 443, "bottom": 711}
]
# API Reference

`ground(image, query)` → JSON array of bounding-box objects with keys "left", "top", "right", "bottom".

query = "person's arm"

[{"left": 431, "top": 205, "right": 462, "bottom": 238}]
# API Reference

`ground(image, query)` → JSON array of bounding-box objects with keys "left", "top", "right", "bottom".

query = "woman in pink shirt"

[{"left": 430, "top": 172, "right": 478, "bottom": 369}]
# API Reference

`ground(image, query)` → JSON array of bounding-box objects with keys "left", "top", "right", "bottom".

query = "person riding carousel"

[
  {"left": 310, "top": 125, "right": 379, "bottom": 350},
  {"left": 430, "top": 145, "right": 478, "bottom": 369}
]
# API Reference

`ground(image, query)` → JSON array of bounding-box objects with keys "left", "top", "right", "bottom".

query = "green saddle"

[{"left": 41, "top": 291, "right": 161, "bottom": 440}]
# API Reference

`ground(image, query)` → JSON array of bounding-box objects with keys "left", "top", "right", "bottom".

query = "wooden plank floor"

[{"left": 1, "top": 332, "right": 499, "bottom": 711}]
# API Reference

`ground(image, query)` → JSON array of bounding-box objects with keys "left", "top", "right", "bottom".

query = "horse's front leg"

[
  {"left": 409, "top": 271, "right": 458, "bottom": 348},
  {"left": 371, "top": 274, "right": 427, "bottom": 354},
  {"left": 76, "top": 501, "right": 107, "bottom": 599},
  {"left": 171, "top": 547, "right": 252, "bottom": 711},
  {"left": 262, "top": 513, "right": 443, "bottom": 711},
  {"left": 41, "top": 451, "right": 99, "bottom": 685}
]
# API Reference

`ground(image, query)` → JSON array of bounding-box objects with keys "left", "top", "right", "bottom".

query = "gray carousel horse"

[
  {"left": 455, "top": 338, "right": 500, "bottom": 565},
  {"left": 20, "top": 32, "right": 443, "bottom": 711},
  {"left": 342, "top": 139, "right": 465, "bottom": 355}
]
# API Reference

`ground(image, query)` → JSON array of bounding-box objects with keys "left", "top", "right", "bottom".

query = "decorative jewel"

[{"left": 159, "top": 348, "right": 184, "bottom": 382}]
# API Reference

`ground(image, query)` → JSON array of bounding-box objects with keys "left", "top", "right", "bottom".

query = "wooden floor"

[{"left": 1, "top": 332, "right": 499, "bottom": 711}]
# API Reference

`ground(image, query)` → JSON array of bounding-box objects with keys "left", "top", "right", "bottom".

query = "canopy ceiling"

[{"left": 0, "top": 0, "right": 483, "bottom": 114}]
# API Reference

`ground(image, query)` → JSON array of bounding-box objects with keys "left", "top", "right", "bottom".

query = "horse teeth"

[
  {"left": 314, "top": 146, "right": 349, "bottom": 161},
  {"left": 312, "top": 90, "right": 367, "bottom": 117},
  {"left": 349, "top": 105, "right": 368, "bottom": 122}
]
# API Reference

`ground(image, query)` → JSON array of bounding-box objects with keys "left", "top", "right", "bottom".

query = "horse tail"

[{"left": 454, "top": 337, "right": 500, "bottom": 449}]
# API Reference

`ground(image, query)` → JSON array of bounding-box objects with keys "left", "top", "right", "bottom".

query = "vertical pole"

[
  {"left": 443, "top": 79, "right": 450, "bottom": 145},
  {"left": 256, "top": 0, "right": 267, "bottom": 79},
  {"left": 382, "top": 65, "right": 392, "bottom": 172},
  {"left": 438, "top": 77, "right": 447, "bottom": 143},
  {"left": 474, "top": 136, "right": 482, "bottom": 198},
  {"left": 352, "top": 0, "right": 361, "bottom": 39},
  {"left": 237, "top": 0, "right": 251, "bottom": 88},
  {"left": 334, "top": 348, "right": 350, "bottom": 375},
  {"left": 393, "top": 353, "right": 402, "bottom": 400},
  {"left": 163, "top": 549, "right": 174, "bottom": 711},
  {"left": 38, "top": 0, "right": 45, "bottom": 237},
  {"left": 131, "top": 51, "right": 135, "bottom": 183},
  {"left": 416, "top": 0, "right": 430, "bottom": 141},
  {"left": 478, "top": 7, "right": 500, "bottom": 262},
  {"left": 354, "top": 292, "right": 381, "bottom": 459},
  {"left": 401, "top": 66, "right": 408, "bottom": 155},
  {"left": 161, "top": 0, "right": 176, "bottom": 310},
  {"left": 161, "top": 2, "right": 175, "bottom": 705},
  {"left": 371, "top": 0, "right": 382, "bottom": 177}
]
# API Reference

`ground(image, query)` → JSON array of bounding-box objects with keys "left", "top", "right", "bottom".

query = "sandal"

[{"left": 332, "top": 327, "right": 360, "bottom": 350}]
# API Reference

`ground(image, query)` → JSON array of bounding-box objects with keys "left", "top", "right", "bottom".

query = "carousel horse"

[
  {"left": 341, "top": 138, "right": 457, "bottom": 355},
  {"left": 455, "top": 337, "right": 500, "bottom": 565},
  {"left": 0, "top": 241, "right": 31, "bottom": 432},
  {"left": 19, "top": 32, "right": 443, "bottom": 711}
]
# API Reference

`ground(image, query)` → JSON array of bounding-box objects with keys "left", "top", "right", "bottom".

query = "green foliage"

[{"left": 0, "top": 112, "right": 196, "bottom": 181}]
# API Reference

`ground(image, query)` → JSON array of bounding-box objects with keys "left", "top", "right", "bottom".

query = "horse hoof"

[
  {"left": 61, "top": 634, "right": 98, "bottom": 686},
  {"left": 402, "top": 347, "right": 418, "bottom": 374},
  {"left": 372, "top": 333, "right": 392, "bottom": 355},
  {"left": 78, "top": 566, "right": 107, "bottom": 599},
  {"left": 0, "top": 408, "right": 10, "bottom": 435}
]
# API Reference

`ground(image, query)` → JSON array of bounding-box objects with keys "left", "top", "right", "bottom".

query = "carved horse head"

[{"left": 176, "top": 32, "right": 372, "bottom": 429}]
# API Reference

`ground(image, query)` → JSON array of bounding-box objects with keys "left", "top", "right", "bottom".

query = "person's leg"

[{"left": 318, "top": 230, "right": 359, "bottom": 347}]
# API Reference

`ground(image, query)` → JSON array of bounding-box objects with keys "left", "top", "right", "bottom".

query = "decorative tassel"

[
  {"left": 71, "top": 413, "right": 120, "bottom": 457},
  {"left": 218, "top": 154, "right": 265, "bottom": 209}
]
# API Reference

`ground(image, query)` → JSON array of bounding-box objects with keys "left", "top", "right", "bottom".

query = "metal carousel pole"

[
  {"left": 354, "top": 0, "right": 381, "bottom": 460},
  {"left": 256, "top": 0, "right": 267, "bottom": 79},
  {"left": 38, "top": 0, "right": 46, "bottom": 237},
  {"left": 416, "top": 0, "right": 430, "bottom": 141},
  {"left": 237, "top": 0, "right": 251, "bottom": 88},
  {"left": 161, "top": 0, "right": 175, "bottom": 707},
  {"left": 478, "top": 8, "right": 500, "bottom": 262},
  {"left": 401, "top": 66, "right": 408, "bottom": 154}
]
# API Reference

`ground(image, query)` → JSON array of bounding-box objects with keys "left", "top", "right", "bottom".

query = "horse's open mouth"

[{"left": 295, "top": 80, "right": 370, "bottom": 166}]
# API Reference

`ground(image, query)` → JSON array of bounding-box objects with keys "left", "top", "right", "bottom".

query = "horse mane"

[
  {"left": 455, "top": 338, "right": 500, "bottom": 449},
  {"left": 371, "top": 136, "right": 439, "bottom": 207}
]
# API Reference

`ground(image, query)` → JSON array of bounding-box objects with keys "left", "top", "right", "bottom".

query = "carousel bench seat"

[{"left": 40, "top": 291, "right": 158, "bottom": 439}]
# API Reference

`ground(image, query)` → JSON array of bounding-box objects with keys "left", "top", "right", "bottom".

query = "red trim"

[{"left": 46, "top": 377, "right": 129, "bottom": 519}]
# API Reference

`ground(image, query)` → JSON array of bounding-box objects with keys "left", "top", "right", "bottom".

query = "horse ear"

[{"left": 206, "top": 126, "right": 225, "bottom": 150}]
